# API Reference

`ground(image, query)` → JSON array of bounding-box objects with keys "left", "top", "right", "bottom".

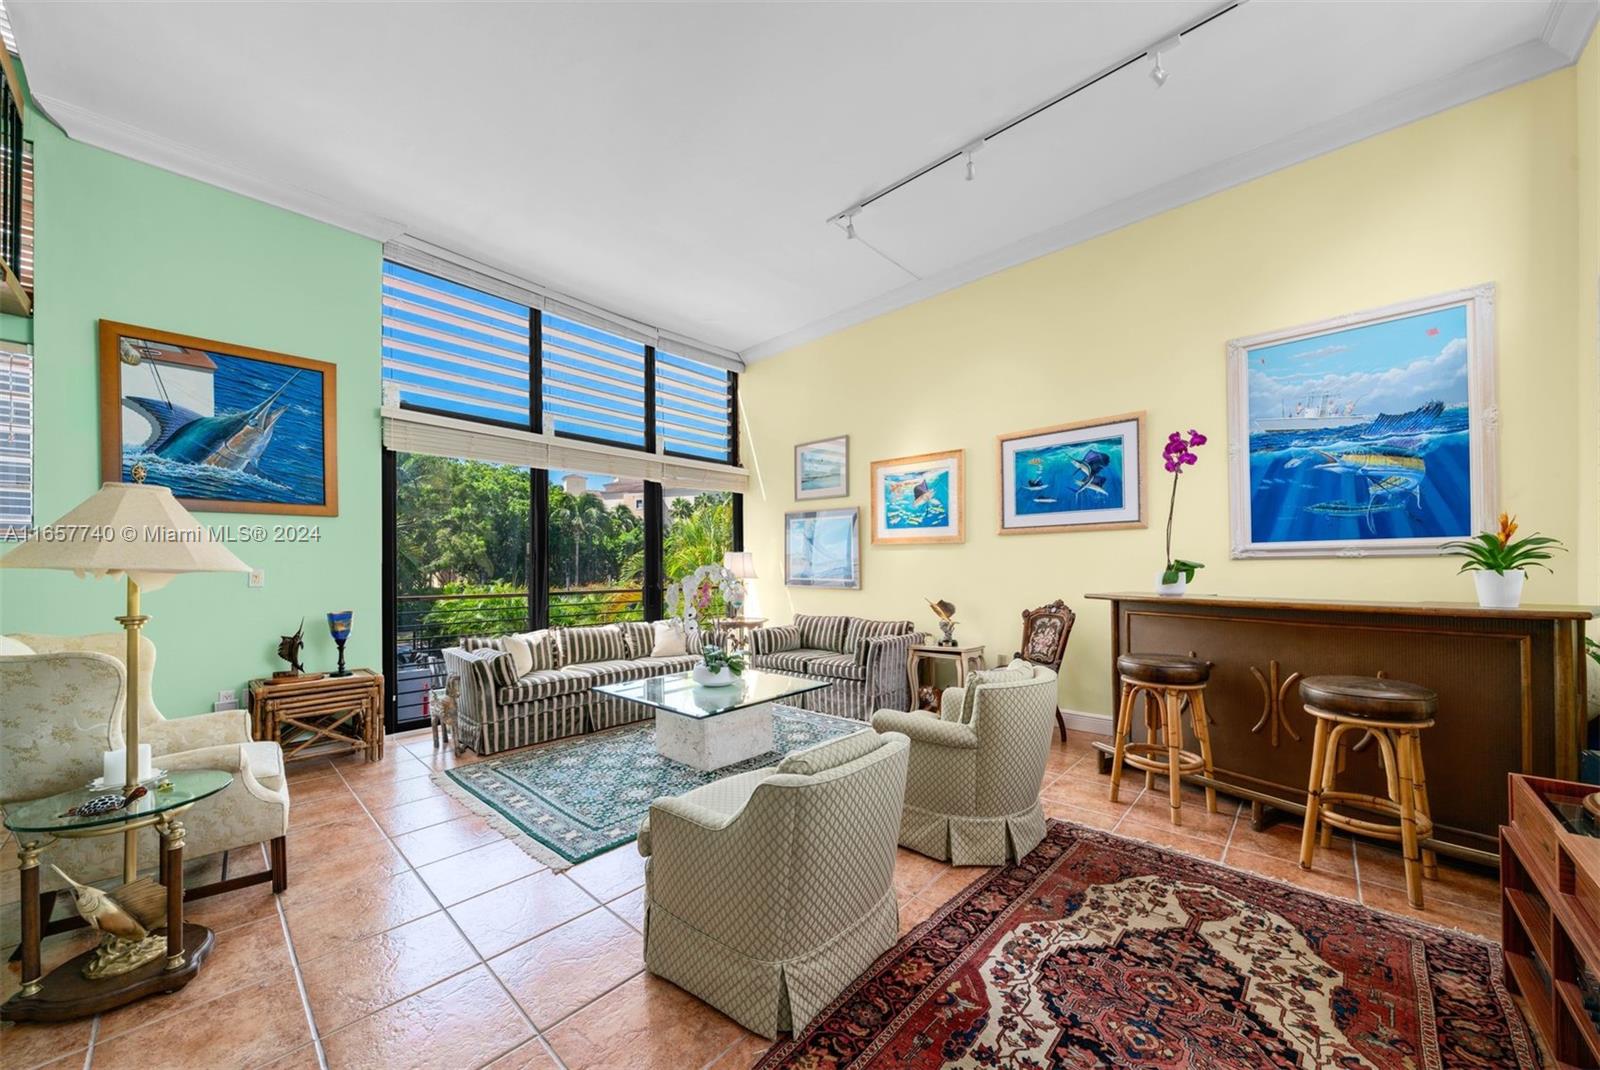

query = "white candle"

[{"left": 102, "top": 745, "right": 152, "bottom": 787}]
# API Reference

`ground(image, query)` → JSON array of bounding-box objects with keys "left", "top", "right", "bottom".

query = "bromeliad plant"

[
  {"left": 1160, "top": 429, "right": 1207, "bottom": 587},
  {"left": 1442, "top": 513, "right": 1564, "bottom": 575}
]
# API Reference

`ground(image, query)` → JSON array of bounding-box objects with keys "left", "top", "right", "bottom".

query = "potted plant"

[
  {"left": 1158, "top": 429, "right": 1206, "bottom": 595},
  {"left": 693, "top": 642, "right": 746, "bottom": 687},
  {"left": 666, "top": 563, "right": 748, "bottom": 684},
  {"left": 1442, "top": 513, "right": 1564, "bottom": 608}
]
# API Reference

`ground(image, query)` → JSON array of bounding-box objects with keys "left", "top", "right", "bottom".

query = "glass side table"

[{"left": 1, "top": 769, "right": 232, "bottom": 1023}]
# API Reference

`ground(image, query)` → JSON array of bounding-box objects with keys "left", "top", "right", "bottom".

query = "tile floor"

[{"left": 2, "top": 726, "right": 1503, "bottom": 1070}]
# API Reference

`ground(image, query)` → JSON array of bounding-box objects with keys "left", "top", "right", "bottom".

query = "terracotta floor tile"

[
  {"left": 1359, "top": 880, "right": 1503, "bottom": 939},
  {"left": 95, "top": 912, "right": 293, "bottom": 1040},
  {"left": 545, "top": 973, "right": 747, "bottom": 1070},
  {"left": 891, "top": 849, "right": 946, "bottom": 899},
  {"left": 1231, "top": 819, "right": 1357, "bottom": 875},
  {"left": 370, "top": 794, "right": 472, "bottom": 837},
  {"left": 286, "top": 869, "right": 440, "bottom": 960},
  {"left": 898, "top": 893, "right": 943, "bottom": 936},
  {"left": 318, "top": 965, "right": 533, "bottom": 1070},
  {"left": 1043, "top": 798, "right": 1127, "bottom": 831},
  {"left": 417, "top": 840, "right": 546, "bottom": 906},
  {"left": 1111, "top": 817, "right": 1227, "bottom": 861},
  {"left": 299, "top": 912, "right": 480, "bottom": 1033},
  {"left": 706, "top": 1031, "right": 776, "bottom": 1068},
  {"left": 607, "top": 886, "right": 647, "bottom": 932},
  {"left": 450, "top": 870, "right": 600, "bottom": 958},
  {"left": 289, "top": 781, "right": 362, "bottom": 830},
  {"left": 284, "top": 757, "right": 336, "bottom": 780},
  {"left": 90, "top": 975, "right": 311, "bottom": 1070},
  {"left": 280, "top": 839, "right": 410, "bottom": 908},
  {"left": 920, "top": 865, "right": 991, "bottom": 903},
  {"left": 1042, "top": 772, "right": 1132, "bottom": 812},
  {"left": 1223, "top": 845, "right": 1361, "bottom": 902},
  {"left": 0, "top": 1017, "right": 90, "bottom": 1070},
  {"left": 335, "top": 752, "right": 432, "bottom": 785},
  {"left": 566, "top": 845, "right": 647, "bottom": 903},
  {"left": 348, "top": 773, "right": 447, "bottom": 812},
  {"left": 1, "top": 929, "right": 102, "bottom": 1001},
  {"left": 489, "top": 908, "right": 644, "bottom": 1027},
  {"left": 182, "top": 880, "right": 283, "bottom": 933},
  {"left": 253, "top": 1043, "right": 326, "bottom": 1069},
  {"left": 391, "top": 814, "right": 504, "bottom": 868},
  {"left": 483, "top": 1038, "right": 565, "bottom": 1070},
  {"left": 1121, "top": 789, "right": 1241, "bottom": 843},
  {"left": 1354, "top": 841, "right": 1500, "bottom": 910},
  {"left": 287, "top": 814, "right": 387, "bottom": 856}
]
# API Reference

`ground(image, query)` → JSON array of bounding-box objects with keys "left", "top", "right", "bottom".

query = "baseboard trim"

[{"left": 1062, "top": 708, "right": 1113, "bottom": 737}]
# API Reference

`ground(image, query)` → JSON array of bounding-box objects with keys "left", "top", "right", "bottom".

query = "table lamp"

[
  {"left": 0, "top": 480, "right": 251, "bottom": 881},
  {"left": 722, "top": 551, "right": 757, "bottom": 618}
]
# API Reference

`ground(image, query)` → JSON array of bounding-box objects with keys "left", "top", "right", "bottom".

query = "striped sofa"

[
  {"left": 747, "top": 614, "right": 925, "bottom": 720},
  {"left": 443, "top": 622, "right": 704, "bottom": 755}
]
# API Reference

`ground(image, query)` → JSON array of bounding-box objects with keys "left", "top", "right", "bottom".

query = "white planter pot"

[
  {"left": 692, "top": 664, "right": 736, "bottom": 687},
  {"left": 1155, "top": 571, "right": 1187, "bottom": 597},
  {"left": 1473, "top": 569, "right": 1526, "bottom": 609}
]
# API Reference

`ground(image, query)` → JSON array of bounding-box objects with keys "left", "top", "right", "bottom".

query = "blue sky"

[{"left": 1247, "top": 305, "right": 1469, "bottom": 419}]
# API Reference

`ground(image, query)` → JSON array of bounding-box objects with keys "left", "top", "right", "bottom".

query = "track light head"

[
  {"left": 840, "top": 207, "right": 861, "bottom": 240},
  {"left": 1149, "top": 35, "right": 1182, "bottom": 88},
  {"left": 961, "top": 139, "right": 984, "bottom": 182},
  {"left": 1150, "top": 60, "right": 1168, "bottom": 87}
]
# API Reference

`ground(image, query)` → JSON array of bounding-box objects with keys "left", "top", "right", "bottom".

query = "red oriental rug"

[{"left": 758, "top": 821, "right": 1534, "bottom": 1069}]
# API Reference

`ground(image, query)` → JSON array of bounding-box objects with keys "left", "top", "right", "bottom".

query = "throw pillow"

[
  {"left": 501, "top": 635, "right": 535, "bottom": 678},
  {"left": 649, "top": 620, "right": 689, "bottom": 658},
  {"left": 776, "top": 730, "right": 881, "bottom": 776},
  {"left": 515, "top": 630, "right": 554, "bottom": 672},
  {"left": 557, "top": 624, "right": 626, "bottom": 666},
  {"left": 795, "top": 613, "right": 850, "bottom": 653},
  {"left": 618, "top": 621, "right": 655, "bottom": 660},
  {"left": 844, "top": 618, "right": 913, "bottom": 662}
]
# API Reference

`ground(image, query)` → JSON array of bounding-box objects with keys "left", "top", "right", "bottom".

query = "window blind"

[
  {"left": 540, "top": 312, "right": 647, "bottom": 447},
  {"left": 656, "top": 349, "right": 733, "bottom": 462},
  {"left": 381, "top": 261, "right": 531, "bottom": 426},
  {"left": 0, "top": 346, "right": 31, "bottom": 537}
]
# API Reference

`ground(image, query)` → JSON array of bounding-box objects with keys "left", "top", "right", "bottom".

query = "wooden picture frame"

[
  {"left": 997, "top": 412, "right": 1146, "bottom": 535},
  {"left": 784, "top": 507, "right": 861, "bottom": 588},
  {"left": 98, "top": 320, "right": 339, "bottom": 516},
  {"left": 794, "top": 434, "right": 849, "bottom": 500},
  {"left": 870, "top": 449, "right": 964, "bottom": 545}
]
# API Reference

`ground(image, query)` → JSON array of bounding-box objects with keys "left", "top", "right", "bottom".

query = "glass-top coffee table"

[{"left": 595, "top": 669, "right": 829, "bottom": 771}]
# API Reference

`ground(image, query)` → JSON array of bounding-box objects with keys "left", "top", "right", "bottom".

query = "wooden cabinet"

[
  {"left": 248, "top": 670, "right": 385, "bottom": 763},
  {"left": 1087, "top": 593, "right": 1592, "bottom": 864}
]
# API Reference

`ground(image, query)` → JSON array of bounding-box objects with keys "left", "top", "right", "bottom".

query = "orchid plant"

[{"left": 1160, "top": 429, "right": 1206, "bottom": 586}]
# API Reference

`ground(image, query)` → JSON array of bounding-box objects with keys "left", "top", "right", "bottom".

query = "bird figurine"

[
  {"left": 927, "top": 598, "right": 958, "bottom": 647},
  {"left": 51, "top": 866, "right": 169, "bottom": 979}
]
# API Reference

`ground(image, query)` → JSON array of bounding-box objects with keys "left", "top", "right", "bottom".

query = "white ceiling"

[{"left": 11, "top": 1, "right": 1598, "bottom": 361}]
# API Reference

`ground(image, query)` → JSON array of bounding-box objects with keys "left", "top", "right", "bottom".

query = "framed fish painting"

[
  {"left": 1226, "top": 284, "right": 1497, "bottom": 558},
  {"left": 870, "top": 449, "right": 964, "bottom": 545},
  {"left": 785, "top": 507, "right": 861, "bottom": 588},
  {"left": 794, "top": 435, "right": 848, "bottom": 500},
  {"left": 97, "top": 321, "right": 339, "bottom": 516},
  {"left": 997, "top": 413, "right": 1145, "bottom": 534}
]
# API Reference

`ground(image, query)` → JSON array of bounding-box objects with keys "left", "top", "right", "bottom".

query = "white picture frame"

[{"left": 794, "top": 435, "right": 849, "bottom": 500}]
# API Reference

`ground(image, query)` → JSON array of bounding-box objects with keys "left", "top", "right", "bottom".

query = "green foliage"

[
  {"left": 421, "top": 581, "right": 527, "bottom": 639},
  {"left": 1586, "top": 636, "right": 1598, "bottom": 670},
  {"left": 1441, "top": 532, "right": 1564, "bottom": 575},
  {"left": 1162, "top": 559, "right": 1204, "bottom": 585},
  {"left": 395, "top": 455, "right": 531, "bottom": 592},
  {"left": 702, "top": 643, "right": 746, "bottom": 676}
]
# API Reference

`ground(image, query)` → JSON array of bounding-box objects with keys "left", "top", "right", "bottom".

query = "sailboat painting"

[
  {"left": 785, "top": 508, "right": 860, "bottom": 588},
  {"left": 999, "top": 413, "right": 1145, "bottom": 534},
  {"left": 98, "top": 321, "right": 339, "bottom": 515},
  {"left": 1226, "top": 285, "right": 1496, "bottom": 558}
]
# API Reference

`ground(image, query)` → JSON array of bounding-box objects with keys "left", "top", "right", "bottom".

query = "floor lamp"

[{"left": 0, "top": 480, "right": 250, "bottom": 881}]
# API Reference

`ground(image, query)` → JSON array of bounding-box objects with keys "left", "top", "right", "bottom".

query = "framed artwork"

[
  {"left": 1226, "top": 284, "right": 1496, "bottom": 558},
  {"left": 785, "top": 507, "right": 861, "bottom": 588},
  {"left": 870, "top": 449, "right": 964, "bottom": 545},
  {"left": 794, "top": 435, "right": 848, "bottom": 500},
  {"left": 997, "top": 413, "right": 1145, "bottom": 534},
  {"left": 98, "top": 320, "right": 339, "bottom": 515}
]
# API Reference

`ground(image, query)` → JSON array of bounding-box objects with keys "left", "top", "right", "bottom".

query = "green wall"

[{"left": 0, "top": 96, "right": 383, "bottom": 716}]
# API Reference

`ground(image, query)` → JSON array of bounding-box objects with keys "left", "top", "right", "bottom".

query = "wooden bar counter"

[{"left": 1087, "top": 592, "right": 1593, "bottom": 865}]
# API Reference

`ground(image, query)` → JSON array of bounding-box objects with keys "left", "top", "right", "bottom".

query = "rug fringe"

[{"left": 431, "top": 768, "right": 583, "bottom": 873}]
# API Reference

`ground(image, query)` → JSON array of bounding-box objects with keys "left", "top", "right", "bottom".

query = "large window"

[
  {"left": 540, "top": 314, "right": 647, "bottom": 447},
  {"left": 547, "top": 471, "right": 644, "bottom": 626},
  {"left": 657, "top": 352, "right": 735, "bottom": 463},
  {"left": 0, "top": 346, "right": 29, "bottom": 538},
  {"left": 662, "top": 485, "right": 734, "bottom": 580}
]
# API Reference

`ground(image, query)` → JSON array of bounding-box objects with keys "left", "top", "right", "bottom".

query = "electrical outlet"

[
  {"left": 216, "top": 688, "right": 237, "bottom": 705},
  {"left": 248, "top": 568, "right": 265, "bottom": 588}
]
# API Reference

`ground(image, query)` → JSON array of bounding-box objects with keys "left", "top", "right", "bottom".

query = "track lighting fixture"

[
  {"left": 840, "top": 207, "right": 861, "bottom": 240},
  {"left": 961, "top": 140, "right": 984, "bottom": 182},
  {"left": 1150, "top": 35, "right": 1182, "bottom": 88}
]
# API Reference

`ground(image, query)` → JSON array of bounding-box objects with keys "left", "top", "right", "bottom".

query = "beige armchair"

[
  {"left": 1, "top": 634, "right": 290, "bottom": 940},
  {"left": 637, "top": 730, "right": 909, "bottom": 1039},
  {"left": 871, "top": 663, "right": 1058, "bottom": 865}
]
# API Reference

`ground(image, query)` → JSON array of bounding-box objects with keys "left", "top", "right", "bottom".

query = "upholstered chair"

[
  {"left": 636, "top": 730, "right": 909, "bottom": 1039},
  {"left": 1, "top": 635, "right": 290, "bottom": 929},
  {"left": 871, "top": 663, "right": 1058, "bottom": 865},
  {"left": 1013, "top": 600, "right": 1076, "bottom": 741}
]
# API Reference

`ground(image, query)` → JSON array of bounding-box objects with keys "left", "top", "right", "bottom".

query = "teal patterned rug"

[{"left": 442, "top": 705, "right": 863, "bottom": 866}]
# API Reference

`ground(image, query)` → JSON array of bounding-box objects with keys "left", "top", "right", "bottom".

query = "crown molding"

[
  {"left": 1541, "top": 0, "right": 1600, "bottom": 60},
  {"left": 33, "top": 92, "right": 407, "bottom": 242},
  {"left": 740, "top": 34, "right": 1578, "bottom": 364}
]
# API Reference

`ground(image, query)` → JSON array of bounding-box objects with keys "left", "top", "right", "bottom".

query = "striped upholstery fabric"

[
  {"left": 755, "top": 649, "right": 831, "bottom": 675},
  {"left": 749, "top": 626, "right": 800, "bottom": 655},
  {"left": 495, "top": 668, "right": 589, "bottom": 704},
  {"left": 843, "top": 618, "right": 913, "bottom": 661},
  {"left": 803, "top": 653, "right": 863, "bottom": 682},
  {"left": 556, "top": 624, "right": 627, "bottom": 666},
  {"left": 618, "top": 621, "right": 656, "bottom": 659},
  {"left": 565, "top": 659, "right": 661, "bottom": 687},
  {"left": 795, "top": 614, "right": 850, "bottom": 653},
  {"left": 460, "top": 636, "right": 504, "bottom": 652},
  {"left": 516, "top": 631, "right": 556, "bottom": 672}
]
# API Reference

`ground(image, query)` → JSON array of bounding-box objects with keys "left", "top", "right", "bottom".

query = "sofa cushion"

[
  {"left": 564, "top": 659, "right": 659, "bottom": 687},
  {"left": 795, "top": 614, "right": 851, "bottom": 653},
  {"left": 750, "top": 625, "right": 800, "bottom": 655},
  {"left": 460, "top": 635, "right": 503, "bottom": 652},
  {"left": 636, "top": 654, "right": 699, "bottom": 674},
  {"left": 556, "top": 624, "right": 627, "bottom": 666},
  {"left": 618, "top": 621, "right": 656, "bottom": 660},
  {"left": 752, "top": 649, "right": 832, "bottom": 675},
  {"left": 516, "top": 631, "right": 556, "bottom": 672},
  {"left": 776, "top": 729, "right": 879, "bottom": 776},
  {"left": 497, "top": 668, "right": 589, "bottom": 704},
  {"left": 804, "top": 652, "right": 864, "bottom": 682},
  {"left": 843, "top": 618, "right": 913, "bottom": 658},
  {"left": 648, "top": 620, "right": 690, "bottom": 658}
]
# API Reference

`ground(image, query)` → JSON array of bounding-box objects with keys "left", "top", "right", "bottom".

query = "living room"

[{"left": 1, "top": 2, "right": 1598, "bottom": 1068}]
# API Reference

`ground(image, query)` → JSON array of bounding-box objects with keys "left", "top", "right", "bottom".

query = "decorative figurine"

[
  {"left": 51, "top": 866, "right": 168, "bottom": 979},
  {"left": 275, "top": 619, "right": 306, "bottom": 677},
  {"left": 928, "top": 598, "right": 959, "bottom": 647},
  {"left": 327, "top": 610, "right": 353, "bottom": 677}
]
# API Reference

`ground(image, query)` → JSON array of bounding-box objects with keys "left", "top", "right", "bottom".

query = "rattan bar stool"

[
  {"left": 1297, "top": 674, "right": 1438, "bottom": 908},
  {"left": 1108, "top": 653, "right": 1216, "bottom": 826}
]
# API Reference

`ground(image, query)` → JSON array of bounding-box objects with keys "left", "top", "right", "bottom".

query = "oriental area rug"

[
  {"left": 440, "top": 705, "right": 860, "bottom": 867},
  {"left": 760, "top": 821, "right": 1534, "bottom": 1070}
]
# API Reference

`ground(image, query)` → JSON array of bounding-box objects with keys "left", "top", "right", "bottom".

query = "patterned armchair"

[
  {"left": 637, "top": 730, "right": 909, "bottom": 1039},
  {"left": 871, "top": 663, "right": 1058, "bottom": 865},
  {"left": 746, "top": 614, "right": 925, "bottom": 719},
  {"left": 1014, "top": 600, "right": 1076, "bottom": 741},
  {"left": 1, "top": 635, "right": 290, "bottom": 938}
]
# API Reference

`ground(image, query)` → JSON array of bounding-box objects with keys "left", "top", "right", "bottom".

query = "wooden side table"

[
  {"left": 249, "top": 670, "right": 385, "bottom": 763},
  {"left": 906, "top": 644, "right": 986, "bottom": 712}
]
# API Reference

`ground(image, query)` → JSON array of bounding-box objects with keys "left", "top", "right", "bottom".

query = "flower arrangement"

[
  {"left": 1442, "top": 513, "right": 1564, "bottom": 609},
  {"left": 701, "top": 642, "right": 746, "bottom": 677},
  {"left": 664, "top": 563, "right": 747, "bottom": 638},
  {"left": 1159, "top": 429, "right": 1207, "bottom": 589}
]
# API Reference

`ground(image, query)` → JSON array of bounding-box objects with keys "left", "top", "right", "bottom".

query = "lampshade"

[
  {"left": 0, "top": 482, "right": 251, "bottom": 590},
  {"left": 723, "top": 551, "right": 758, "bottom": 580}
]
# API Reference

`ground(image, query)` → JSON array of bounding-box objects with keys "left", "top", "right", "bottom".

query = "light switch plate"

[{"left": 248, "top": 568, "right": 265, "bottom": 588}]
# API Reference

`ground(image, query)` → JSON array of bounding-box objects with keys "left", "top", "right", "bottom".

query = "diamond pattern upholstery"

[{"left": 638, "top": 731, "right": 910, "bottom": 1039}]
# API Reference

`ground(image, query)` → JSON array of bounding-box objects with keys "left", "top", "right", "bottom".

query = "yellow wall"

[
  {"left": 741, "top": 67, "right": 1591, "bottom": 722},
  {"left": 1578, "top": 33, "right": 1599, "bottom": 610}
]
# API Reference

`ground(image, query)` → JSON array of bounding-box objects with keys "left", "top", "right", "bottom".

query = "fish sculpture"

[
  {"left": 51, "top": 866, "right": 169, "bottom": 979},
  {"left": 123, "top": 372, "right": 300, "bottom": 473}
]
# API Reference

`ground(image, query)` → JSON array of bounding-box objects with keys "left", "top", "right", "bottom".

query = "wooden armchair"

[{"left": 1013, "top": 600, "right": 1076, "bottom": 741}]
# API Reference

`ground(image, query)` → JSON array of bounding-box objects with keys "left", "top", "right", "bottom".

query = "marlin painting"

[
  {"left": 1069, "top": 449, "right": 1112, "bottom": 500},
  {"left": 124, "top": 372, "right": 300, "bottom": 473}
]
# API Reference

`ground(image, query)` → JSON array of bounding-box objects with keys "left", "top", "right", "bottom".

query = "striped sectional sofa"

[
  {"left": 442, "top": 622, "right": 703, "bottom": 756},
  {"left": 747, "top": 614, "right": 925, "bottom": 720}
]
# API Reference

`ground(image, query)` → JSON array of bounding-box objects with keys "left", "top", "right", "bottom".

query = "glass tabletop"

[
  {"left": 3, "top": 769, "right": 234, "bottom": 835},
  {"left": 595, "top": 669, "right": 828, "bottom": 719}
]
